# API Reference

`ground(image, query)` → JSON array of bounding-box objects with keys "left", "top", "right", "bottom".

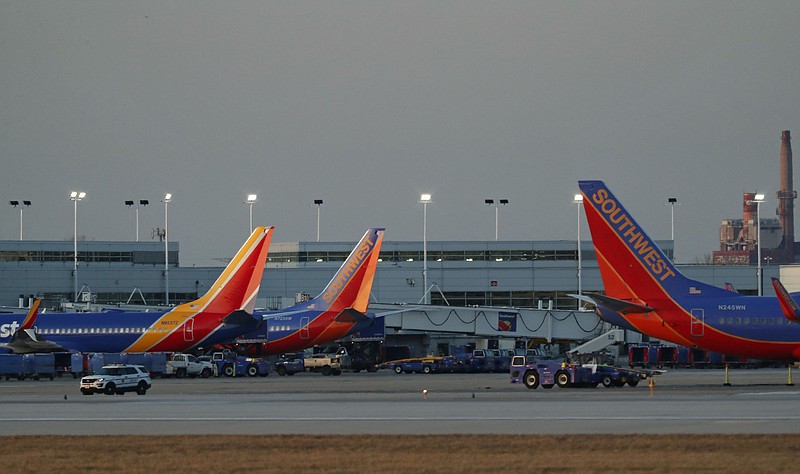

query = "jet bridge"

[{"left": 372, "top": 303, "right": 623, "bottom": 343}]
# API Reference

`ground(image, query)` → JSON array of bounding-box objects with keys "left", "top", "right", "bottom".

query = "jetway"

[
  {"left": 567, "top": 329, "right": 626, "bottom": 355},
  {"left": 372, "top": 303, "right": 635, "bottom": 344}
]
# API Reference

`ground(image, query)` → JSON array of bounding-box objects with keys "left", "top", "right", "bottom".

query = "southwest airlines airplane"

[
  {"left": 577, "top": 180, "right": 800, "bottom": 362},
  {"left": 0, "top": 226, "right": 273, "bottom": 354},
  {"left": 236, "top": 227, "right": 384, "bottom": 355}
]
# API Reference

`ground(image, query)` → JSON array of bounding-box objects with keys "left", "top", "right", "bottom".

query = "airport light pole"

[
  {"left": 244, "top": 194, "right": 257, "bottom": 235},
  {"left": 748, "top": 193, "right": 765, "bottom": 296},
  {"left": 70, "top": 191, "right": 86, "bottom": 302},
  {"left": 125, "top": 199, "right": 149, "bottom": 242},
  {"left": 9, "top": 200, "right": 31, "bottom": 240},
  {"left": 162, "top": 193, "right": 172, "bottom": 305},
  {"left": 313, "top": 199, "right": 323, "bottom": 242},
  {"left": 666, "top": 197, "right": 679, "bottom": 261},
  {"left": 485, "top": 199, "right": 509, "bottom": 241},
  {"left": 419, "top": 193, "right": 432, "bottom": 304},
  {"left": 573, "top": 194, "right": 584, "bottom": 307}
]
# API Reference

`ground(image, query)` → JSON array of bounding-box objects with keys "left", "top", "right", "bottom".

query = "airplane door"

[
  {"left": 690, "top": 309, "right": 704, "bottom": 337},
  {"left": 300, "top": 317, "right": 310, "bottom": 340},
  {"left": 184, "top": 319, "right": 195, "bottom": 342}
]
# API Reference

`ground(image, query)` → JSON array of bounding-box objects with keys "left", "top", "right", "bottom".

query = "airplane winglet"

[
  {"left": 20, "top": 299, "right": 42, "bottom": 330},
  {"left": 771, "top": 278, "right": 800, "bottom": 322}
]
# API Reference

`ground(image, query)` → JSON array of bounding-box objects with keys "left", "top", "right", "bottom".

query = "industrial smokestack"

[{"left": 777, "top": 130, "right": 796, "bottom": 262}]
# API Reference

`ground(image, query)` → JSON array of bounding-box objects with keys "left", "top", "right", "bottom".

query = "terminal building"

[
  {"left": 0, "top": 237, "right": 773, "bottom": 309},
  {"left": 0, "top": 237, "right": 778, "bottom": 358}
]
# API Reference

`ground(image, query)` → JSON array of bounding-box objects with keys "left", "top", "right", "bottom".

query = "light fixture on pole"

[
  {"left": 485, "top": 198, "right": 510, "bottom": 241},
  {"left": 313, "top": 199, "right": 323, "bottom": 242},
  {"left": 125, "top": 199, "right": 149, "bottom": 242},
  {"left": 666, "top": 197, "right": 679, "bottom": 261},
  {"left": 9, "top": 200, "right": 31, "bottom": 240},
  {"left": 572, "top": 193, "right": 584, "bottom": 308},
  {"left": 162, "top": 193, "right": 172, "bottom": 305},
  {"left": 69, "top": 191, "right": 86, "bottom": 302},
  {"left": 419, "top": 193, "right": 432, "bottom": 304},
  {"left": 747, "top": 193, "right": 765, "bottom": 296},
  {"left": 244, "top": 194, "right": 257, "bottom": 234}
]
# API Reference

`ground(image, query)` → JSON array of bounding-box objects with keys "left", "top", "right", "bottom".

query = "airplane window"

[
  {"left": 719, "top": 317, "right": 725, "bottom": 324},
  {"left": 761, "top": 318, "right": 766, "bottom": 325},
  {"left": 735, "top": 318, "right": 741, "bottom": 324},
  {"left": 743, "top": 318, "right": 750, "bottom": 325},
  {"left": 727, "top": 317, "right": 733, "bottom": 325},
  {"left": 770, "top": 318, "right": 775, "bottom": 324}
]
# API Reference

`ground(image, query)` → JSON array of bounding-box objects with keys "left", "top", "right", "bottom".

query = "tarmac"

[{"left": 1, "top": 368, "right": 799, "bottom": 435}]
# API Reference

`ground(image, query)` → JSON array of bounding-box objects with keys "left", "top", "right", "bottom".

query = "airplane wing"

[
  {"left": 771, "top": 278, "right": 800, "bottom": 322},
  {"left": 3, "top": 329, "right": 66, "bottom": 354},
  {"left": 0, "top": 300, "right": 68, "bottom": 354},
  {"left": 570, "top": 293, "right": 654, "bottom": 314}
]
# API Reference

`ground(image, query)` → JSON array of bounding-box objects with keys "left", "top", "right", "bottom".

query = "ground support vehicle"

[
  {"left": 164, "top": 353, "right": 214, "bottom": 378},
  {"left": 450, "top": 348, "right": 512, "bottom": 373},
  {"left": 208, "top": 352, "right": 272, "bottom": 377},
  {"left": 79, "top": 364, "right": 151, "bottom": 395},
  {"left": 336, "top": 341, "right": 381, "bottom": 373},
  {"left": 303, "top": 353, "right": 346, "bottom": 376},
  {"left": 381, "top": 356, "right": 461, "bottom": 374},
  {"left": 510, "top": 356, "right": 655, "bottom": 389},
  {"left": 275, "top": 353, "right": 304, "bottom": 376},
  {"left": 0, "top": 353, "right": 66, "bottom": 380}
]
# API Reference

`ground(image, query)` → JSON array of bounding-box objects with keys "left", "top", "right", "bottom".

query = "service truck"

[
  {"left": 164, "top": 353, "right": 213, "bottom": 378},
  {"left": 303, "top": 352, "right": 348, "bottom": 376}
]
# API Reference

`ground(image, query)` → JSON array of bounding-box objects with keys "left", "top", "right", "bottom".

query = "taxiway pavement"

[{"left": 1, "top": 369, "right": 798, "bottom": 435}]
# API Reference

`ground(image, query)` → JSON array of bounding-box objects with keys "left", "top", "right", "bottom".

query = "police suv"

[{"left": 80, "top": 364, "right": 152, "bottom": 395}]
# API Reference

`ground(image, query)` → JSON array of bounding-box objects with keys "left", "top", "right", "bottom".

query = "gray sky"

[{"left": 2, "top": 1, "right": 799, "bottom": 265}]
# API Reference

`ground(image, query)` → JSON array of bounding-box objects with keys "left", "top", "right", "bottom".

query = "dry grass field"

[{"left": 2, "top": 434, "right": 795, "bottom": 473}]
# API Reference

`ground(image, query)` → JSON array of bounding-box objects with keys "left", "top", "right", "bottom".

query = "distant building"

[{"left": 714, "top": 130, "right": 797, "bottom": 265}]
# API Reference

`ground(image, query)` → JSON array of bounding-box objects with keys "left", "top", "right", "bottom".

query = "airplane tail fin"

[
  {"left": 304, "top": 228, "right": 385, "bottom": 314},
  {"left": 579, "top": 180, "right": 730, "bottom": 302},
  {"left": 174, "top": 226, "right": 273, "bottom": 316}
]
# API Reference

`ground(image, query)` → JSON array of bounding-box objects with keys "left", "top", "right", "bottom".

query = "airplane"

[
  {"left": 576, "top": 180, "right": 800, "bottom": 362},
  {"left": 233, "top": 227, "right": 385, "bottom": 355},
  {"left": 0, "top": 226, "right": 273, "bottom": 354}
]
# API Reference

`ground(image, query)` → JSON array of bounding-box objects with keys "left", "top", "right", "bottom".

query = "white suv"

[{"left": 80, "top": 364, "right": 152, "bottom": 396}]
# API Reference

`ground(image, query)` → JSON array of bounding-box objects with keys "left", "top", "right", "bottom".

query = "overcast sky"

[{"left": 2, "top": 1, "right": 798, "bottom": 265}]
